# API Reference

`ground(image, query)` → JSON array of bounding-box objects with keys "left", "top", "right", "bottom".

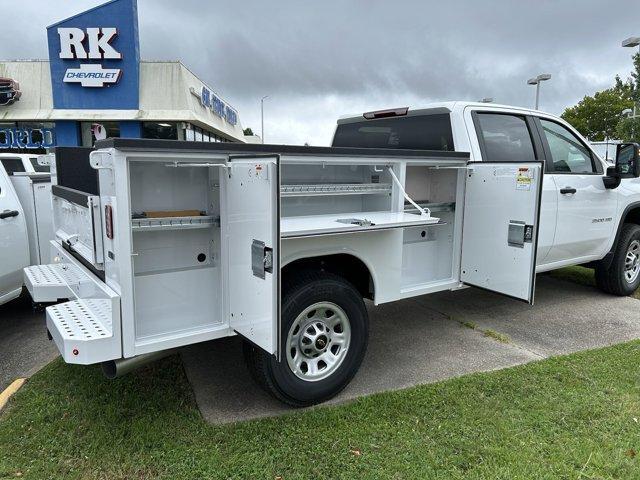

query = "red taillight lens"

[
  {"left": 363, "top": 107, "right": 409, "bottom": 120},
  {"left": 105, "top": 205, "right": 113, "bottom": 239}
]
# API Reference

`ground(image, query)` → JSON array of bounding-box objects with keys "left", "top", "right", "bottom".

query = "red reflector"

[
  {"left": 72, "top": 348, "right": 79, "bottom": 356},
  {"left": 105, "top": 205, "right": 113, "bottom": 240},
  {"left": 363, "top": 107, "right": 409, "bottom": 120}
]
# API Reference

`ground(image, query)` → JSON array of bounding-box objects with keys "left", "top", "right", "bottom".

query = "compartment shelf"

[
  {"left": 281, "top": 183, "right": 392, "bottom": 197},
  {"left": 131, "top": 215, "right": 219, "bottom": 232},
  {"left": 281, "top": 211, "right": 442, "bottom": 238}
]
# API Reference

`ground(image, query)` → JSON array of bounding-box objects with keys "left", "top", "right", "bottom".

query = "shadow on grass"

[{"left": 548, "top": 265, "right": 640, "bottom": 300}]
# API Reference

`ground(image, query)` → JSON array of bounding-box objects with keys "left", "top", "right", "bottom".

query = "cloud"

[{"left": 2, "top": 0, "right": 639, "bottom": 145}]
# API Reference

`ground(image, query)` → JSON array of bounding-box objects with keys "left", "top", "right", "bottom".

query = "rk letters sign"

[{"left": 58, "top": 27, "right": 123, "bottom": 87}]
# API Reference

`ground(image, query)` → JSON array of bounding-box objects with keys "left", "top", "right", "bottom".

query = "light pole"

[
  {"left": 527, "top": 74, "right": 551, "bottom": 110},
  {"left": 260, "top": 95, "right": 269, "bottom": 144},
  {"left": 622, "top": 37, "right": 640, "bottom": 118}
]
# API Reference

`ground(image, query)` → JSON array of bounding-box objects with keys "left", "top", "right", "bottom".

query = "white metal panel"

[
  {"left": 461, "top": 162, "right": 543, "bottom": 303},
  {"left": 0, "top": 165, "right": 30, "bottom": 305},
  {"left": 223, "top": 156, "right": 279, "bottom": 354}
]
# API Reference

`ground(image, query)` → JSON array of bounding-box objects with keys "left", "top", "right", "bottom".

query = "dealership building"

[{"left": 0, "top": 0, "right": 255, "bottom": 153}]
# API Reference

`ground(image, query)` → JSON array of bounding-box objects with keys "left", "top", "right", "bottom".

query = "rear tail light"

[
  {"left": 363, "top": 107, "right": 409, "bottom": 120},
  {"left": 105, "top": 205, "right": 113, "bottom": 239}
]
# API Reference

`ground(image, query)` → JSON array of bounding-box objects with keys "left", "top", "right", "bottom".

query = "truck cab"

[{"left": 333, "top": 102, "right": 640, "bottom": 294}]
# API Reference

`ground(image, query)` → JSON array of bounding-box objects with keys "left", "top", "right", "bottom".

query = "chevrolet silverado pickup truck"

[
  {"left": 333, "top": 102, "right": 640, "bottom": 297},
  {"left": 22, "top": 103, "right": 640, "bottom": 407}
]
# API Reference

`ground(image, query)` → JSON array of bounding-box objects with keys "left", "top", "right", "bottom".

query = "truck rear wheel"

[
  {"left": 243, "top": 271, "right": 369, "bottom": 407},
  {"left": 595, "top": 223, "right": 640, "bottom": 296}
]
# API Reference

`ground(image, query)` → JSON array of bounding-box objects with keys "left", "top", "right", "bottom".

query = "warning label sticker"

[{"left": 516, "top": 167, "right": 532, "bottom": 191}]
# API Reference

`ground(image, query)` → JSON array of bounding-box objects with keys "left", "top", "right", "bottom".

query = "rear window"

[
  {"left": 332, "top": 114, "right": 454, "bottom": 151},
  {"left": 0, "top": 158, "right": 26, "bottom": 176}
]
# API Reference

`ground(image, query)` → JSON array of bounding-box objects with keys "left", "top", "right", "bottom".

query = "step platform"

[
  {"left": 24, "top": 264, "right": 78, "bottom": 302},
  {"left": 46, "top": 298, "right": 120, "bottom": 364}
]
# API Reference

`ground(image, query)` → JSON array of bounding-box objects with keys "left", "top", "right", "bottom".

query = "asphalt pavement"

[
  {"left": 3, "top": 274, "right": 639, "bottom": 424},
  {"left": 181, "top": 274, "right": 640, "bottom": 424},
  {"left": 0, "top": 292, "right": 58, "bottom": 392}
]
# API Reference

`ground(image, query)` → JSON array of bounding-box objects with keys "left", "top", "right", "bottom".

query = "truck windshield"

[{"left": 332, "top": 113, "right": 454, "bottom": 151}]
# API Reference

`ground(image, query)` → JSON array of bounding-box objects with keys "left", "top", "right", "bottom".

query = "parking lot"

[{"left": 4, "top": 272, "right": 639, "bottom": 424}]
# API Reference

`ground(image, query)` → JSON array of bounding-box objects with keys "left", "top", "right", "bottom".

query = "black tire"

[
  {"left": 243, "top": 270, "right": 369, "bottom": 407},
  {"left": 595, "top": 223, "right": 640, "bottom": 296}
]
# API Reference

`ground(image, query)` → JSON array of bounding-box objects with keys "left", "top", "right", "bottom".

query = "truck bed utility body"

[{"left": 25, "top": 102, "right": 640, "bottom": 405}]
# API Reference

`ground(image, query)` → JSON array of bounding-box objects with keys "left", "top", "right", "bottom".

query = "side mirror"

[
  {"left": 603, "top": 166, "right": 621, "bottom": 189},
  {"left": 615, "top": 142, "right": 640, "bottom": 178}
]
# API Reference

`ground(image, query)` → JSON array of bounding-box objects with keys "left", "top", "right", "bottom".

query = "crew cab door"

[
  {"left": 0, "top": 163, "right": 30, "bottom": 305},
  {"left": 223, "top": 155, "right": 280, "bottom": 355},
  {"left": 460, "top": 162, "right": 544, "bottom": 303}
]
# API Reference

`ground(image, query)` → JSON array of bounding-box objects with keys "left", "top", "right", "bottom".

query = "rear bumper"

[{"left": 23, "top": 241, "right": 121, "bottom": 365}]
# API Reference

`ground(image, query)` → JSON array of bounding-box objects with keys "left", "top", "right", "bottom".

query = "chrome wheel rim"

[
  {"left": 625, "top": 240, "right": 640, "bottom": 284},
  {"left": 286, "top": 302, "right": 351, "bottom": 382}
]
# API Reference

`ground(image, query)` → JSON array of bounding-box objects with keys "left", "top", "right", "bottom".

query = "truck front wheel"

[
  {"left": 243, "top": 271, "right": 369, "bottom": 407},
  {"left": 595, "top": 223, "right": 640, "bottom": 296}
]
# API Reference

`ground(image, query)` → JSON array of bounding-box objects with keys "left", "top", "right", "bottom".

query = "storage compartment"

[
  {"left": 281, "top": 163, "right": 393, "bottom": 217},
  {"left": 128, "top": 161, "right": 223, "bottom": 343},
  {"left": 401, "top": 166, "right": 460, "bottom": 289}
]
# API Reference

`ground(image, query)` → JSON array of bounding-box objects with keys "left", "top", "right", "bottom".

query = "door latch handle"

[
  {"left": 560, "top": 187, "right": 577, "bottom": 195},
  {"left": 0, "top": 209, "right": 19, "bottom": 219}
]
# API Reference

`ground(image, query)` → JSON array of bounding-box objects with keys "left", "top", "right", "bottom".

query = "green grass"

[
  {"left": 549, "top": 265, "right": 640, "bottom": 300},
  {"left": 2, "top": 343, "right": 640, "bottom": 479},
  {"left": 482, "top": 329, "right": 511, "bottom": 344}
]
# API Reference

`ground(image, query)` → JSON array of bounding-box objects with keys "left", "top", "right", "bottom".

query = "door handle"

[
  {"left": 560, "top": 187, "right": 577, "bottom": 195},
  {"left": 0, "top": 209, "right": 19, "bottom": 219}
]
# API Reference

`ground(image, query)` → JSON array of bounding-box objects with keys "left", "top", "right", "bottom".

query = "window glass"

[
  {"left": 332, "top": 113, "right": 454, "bottom": 151},
  {"left": 1, "top": 158, "right": 26, "bottom": 175},
  {"left": 30, "top": 158, "right": 50, "bottom": 172},
  {"left": 142, "top": 122, "right": 178, "bottom": 140},
  {"left": 540, "top": 119, "right": 595, "bottom": 173},
  {"left": 476, "top": 113, "right": 536, "bottom": 162}
]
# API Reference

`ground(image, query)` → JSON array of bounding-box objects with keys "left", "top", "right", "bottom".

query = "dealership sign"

[
  {"left": 195, "top": 86, "right": 238, "bottom": 126},
  {"left": 0, "top": 128, "right": 55, "bottom": 149},
  {"left": 58, "top": 27, "right": 123, "bottom": 87},
  {"left": 47, "top": 0, "right": 140, "bottom": 109}
]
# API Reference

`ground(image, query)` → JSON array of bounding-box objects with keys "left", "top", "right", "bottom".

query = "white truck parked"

[
  {"left": 23, "top": 102, "right": 640, "bottom": 406},
  {"left": 0, "top": 153, "right": 53, "bottom": 306}
]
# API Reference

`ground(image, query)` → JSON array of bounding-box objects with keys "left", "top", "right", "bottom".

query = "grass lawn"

[
  {"left": 1, "top": 341, "right": 640, "bottom": 480},
  {"left": 550, "top": 265, "right": 640, "bottom": 300}
]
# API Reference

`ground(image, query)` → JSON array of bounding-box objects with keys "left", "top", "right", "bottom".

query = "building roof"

[{"left": 0, "top": 60, "right": 246, "bottom": 142}]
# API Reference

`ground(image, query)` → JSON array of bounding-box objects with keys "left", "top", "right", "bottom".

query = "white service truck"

[
  {"left": 0, "top": 154, "right": 53, "bottom": 305},
  {"left": 23, "top": 102, "right": 640, "bottom": 406}
]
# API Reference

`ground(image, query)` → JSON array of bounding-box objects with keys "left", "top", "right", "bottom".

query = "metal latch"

[
  {"left": 251, "top": 239, "right": 273, "bottom": 279},
  {"left": 508, "top": 220, "right": 534, "bottom": 248}
]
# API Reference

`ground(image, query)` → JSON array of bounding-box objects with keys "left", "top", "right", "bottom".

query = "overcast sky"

[{"left": 2, "top": 0, "right": 639, "bottom": 145}]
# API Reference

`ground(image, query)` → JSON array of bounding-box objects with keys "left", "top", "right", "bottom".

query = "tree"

[
  {"left": 616, "top": 52, "right": 640, "bottom": 142},
  {"left": 561, "top": 87, "right": 633, "bottom": 141},
  {"left": 243, "top": 127, "right": 254, "bottom": 136}
]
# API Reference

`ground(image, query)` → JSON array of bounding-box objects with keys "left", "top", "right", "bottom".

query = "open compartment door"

[
  {"left": 224, "top": 155, "right": 280, "bottom": 354},
  {"left": 460, "top": 162, "right": 543, "bottom": 304}
]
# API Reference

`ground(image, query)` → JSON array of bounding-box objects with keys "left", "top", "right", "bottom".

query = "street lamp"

[
  {"left": 527, "top": 73, "right": 552, "bottom": 110},
  {"left": 622, "top": 36, "right": 640, "bottom": 51},
  {"left": 260, "top": 95, "right": 269, "bottom": 144}
]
